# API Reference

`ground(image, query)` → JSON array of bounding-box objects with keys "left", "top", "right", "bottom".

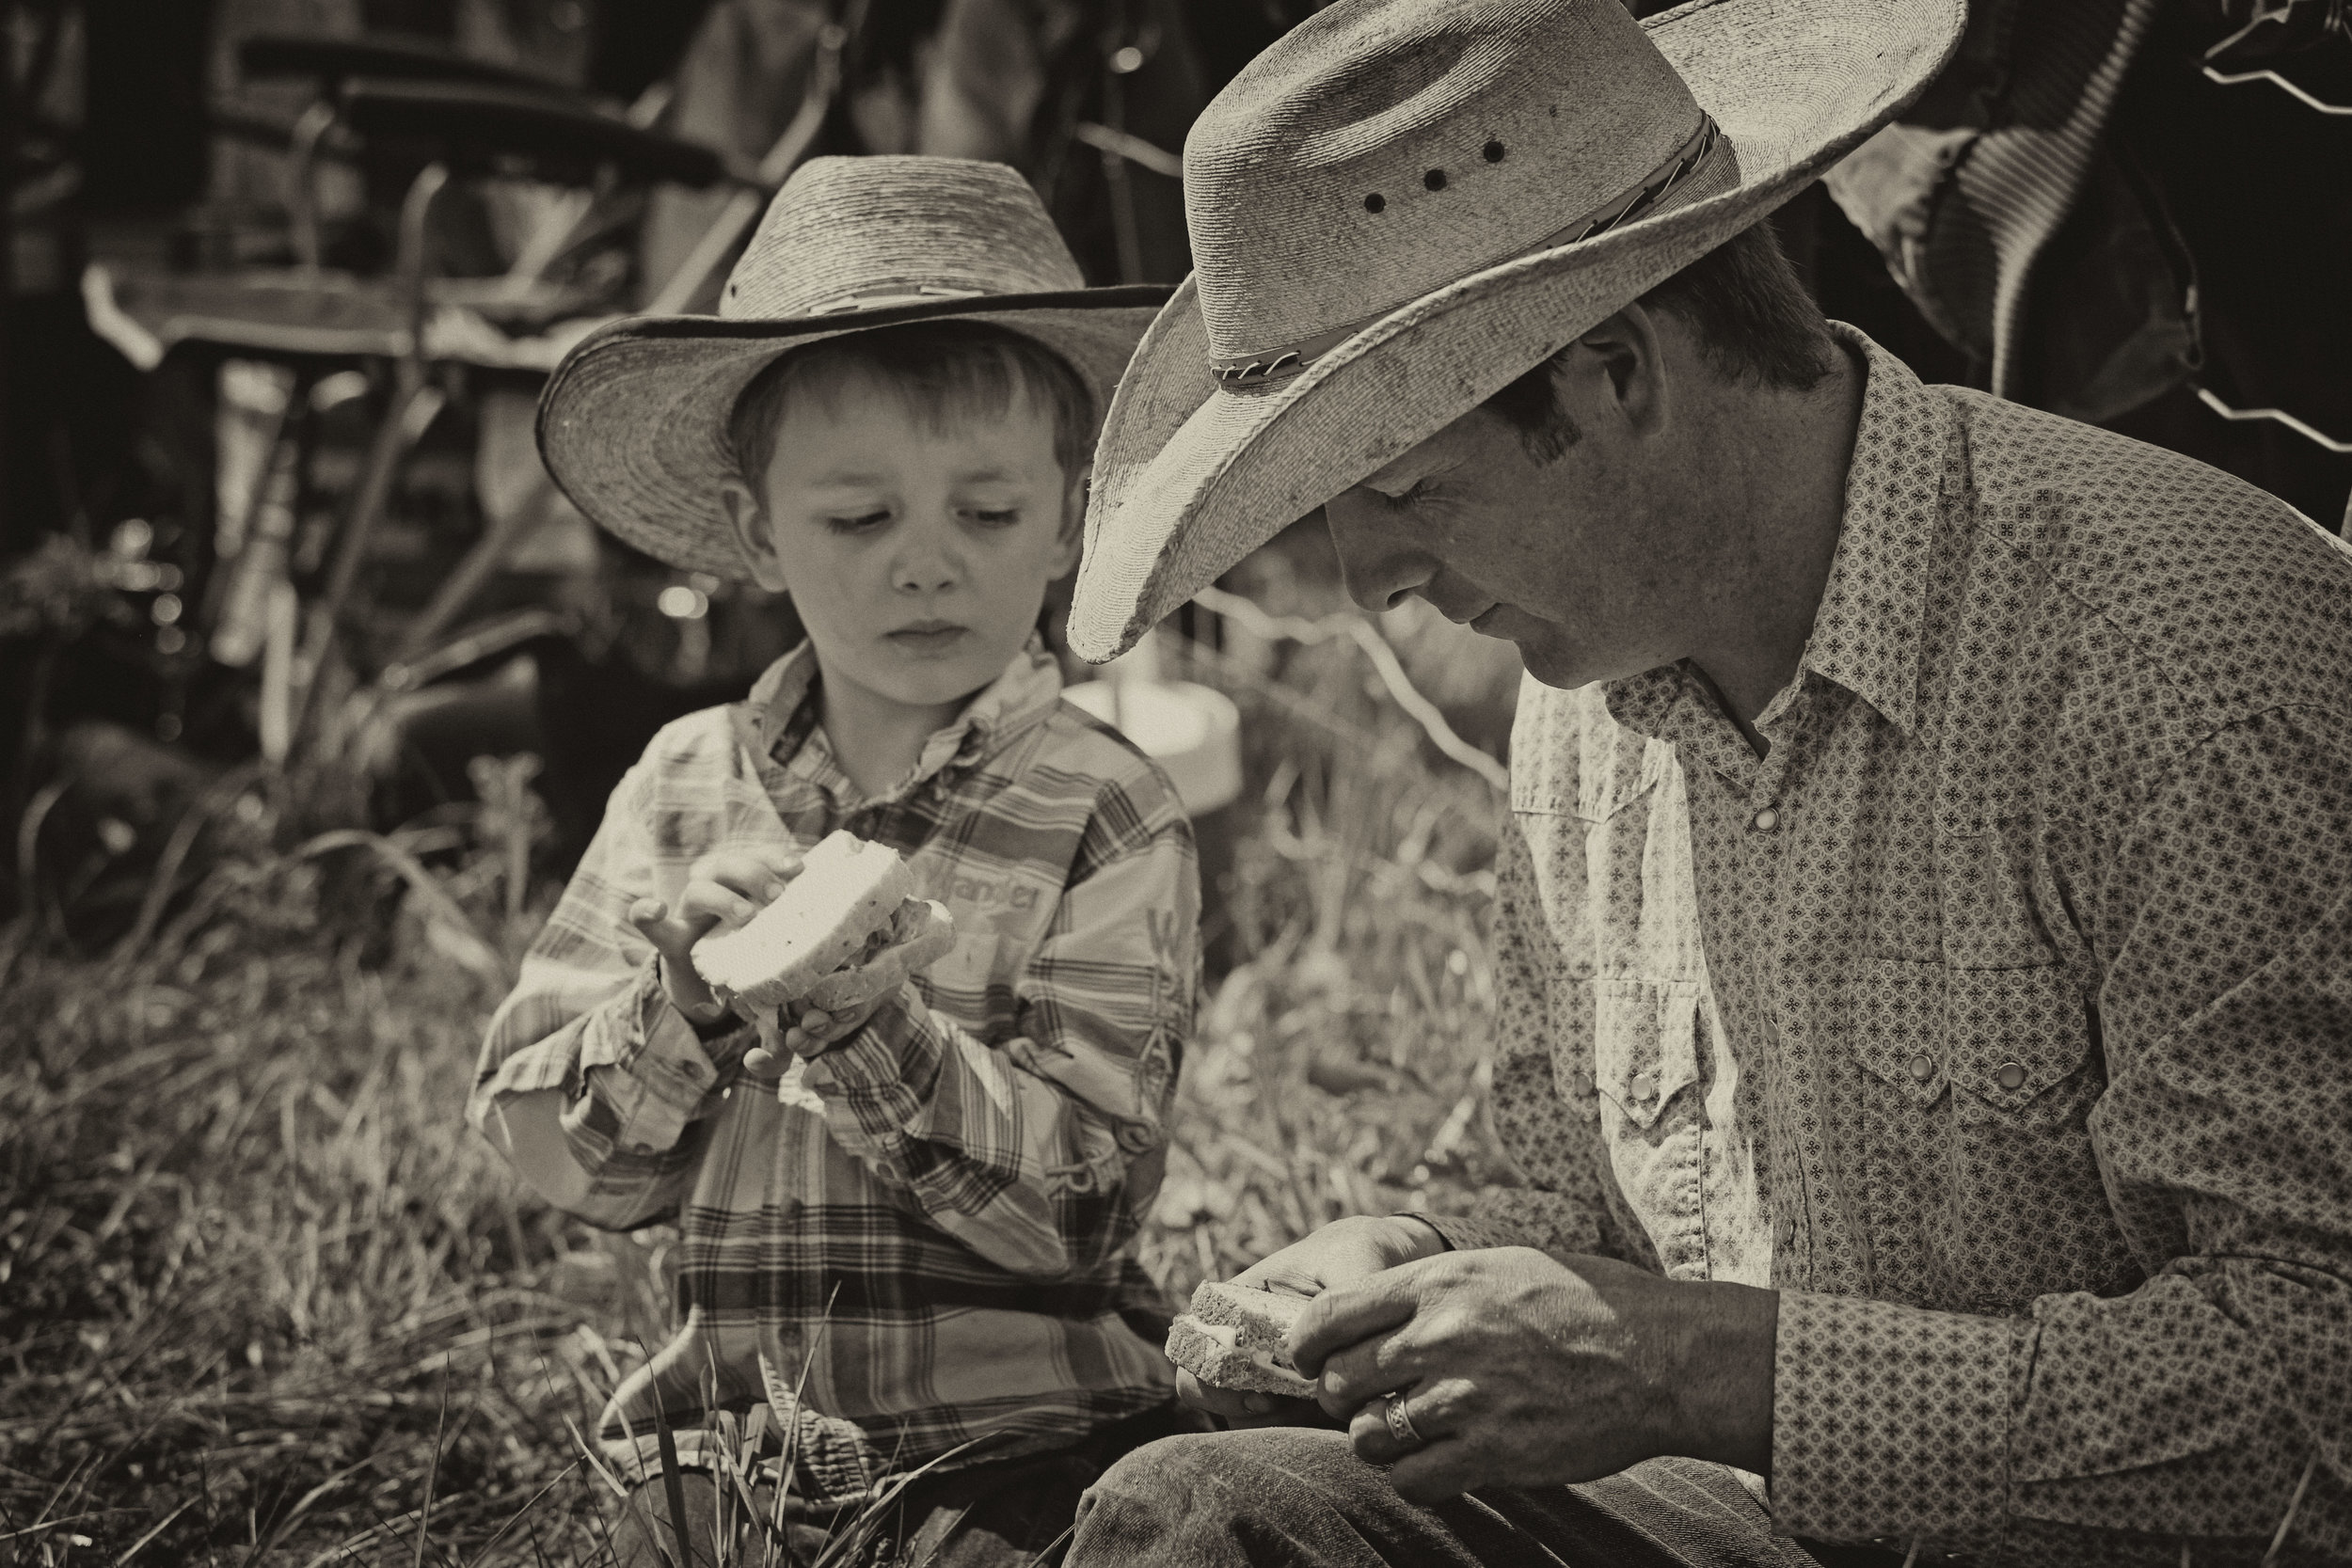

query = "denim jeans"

[
  {"left": 613, "top": 1402, "right": 1207, "bottom": 1568},
  {"left": 1063, "top": 1429, "right": 1910, "bottom": 1568}
]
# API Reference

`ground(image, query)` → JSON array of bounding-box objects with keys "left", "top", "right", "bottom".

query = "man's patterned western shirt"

[
  {"left": 1423, "top": 328, "right": 2352, "bottom": 1565},
  {"left": 470, "top": 641, "right": 1195, "bottom": 1505}
]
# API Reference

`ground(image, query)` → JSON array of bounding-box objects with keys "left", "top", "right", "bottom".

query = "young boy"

[{"left": 471, "top": 156, "right": 1200, "bottom": 1566}]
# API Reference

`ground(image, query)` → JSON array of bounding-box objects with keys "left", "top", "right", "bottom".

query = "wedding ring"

[{"left": 1383, "top": 1394, "right": 1424, "bottom": 1448}]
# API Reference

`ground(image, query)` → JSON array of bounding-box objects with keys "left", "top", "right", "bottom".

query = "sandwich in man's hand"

[{"left": 1165, "top": 1279, "right": 1318, "bottom": 1397}]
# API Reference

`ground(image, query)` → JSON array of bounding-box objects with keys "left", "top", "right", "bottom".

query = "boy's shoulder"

[{"left": 1014, "top": 695, "right": 1191, "bottom": 829}]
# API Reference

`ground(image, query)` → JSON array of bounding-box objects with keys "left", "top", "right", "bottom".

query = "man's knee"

[{"left": 1070, "top": 1428, "right": 1389, "bottom": 1566}]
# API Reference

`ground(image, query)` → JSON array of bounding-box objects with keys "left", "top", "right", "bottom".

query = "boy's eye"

[
  {"left": 825, "top": 510, "right": 891, "bottom": 534},
  {"left": 969, "top": 508, "right": 1022, "bottom": 528}
]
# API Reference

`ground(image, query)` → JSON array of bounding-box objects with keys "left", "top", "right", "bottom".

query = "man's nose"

[{"left": 1323, "top": 497, "right": 1430, "bottom": 613}]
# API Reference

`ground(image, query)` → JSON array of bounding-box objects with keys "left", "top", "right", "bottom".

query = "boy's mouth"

[{"left": 885, "top": 621, "right": 969, "bottom": 655}]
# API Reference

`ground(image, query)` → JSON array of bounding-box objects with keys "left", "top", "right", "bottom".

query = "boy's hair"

[
  {"left": 727, "top": 321, "right": 1096, "bottom": 495},
  {"left": 1484, "top": 220, "right": 1836, "bottom": 463}
]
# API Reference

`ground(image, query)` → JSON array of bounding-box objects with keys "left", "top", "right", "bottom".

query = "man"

[{"left": 1057, "top": 0, "right": 2352, "bottom": 1563}]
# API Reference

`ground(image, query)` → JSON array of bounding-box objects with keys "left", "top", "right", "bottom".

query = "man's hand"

[
  {"left": 1288, "top": 1246, "right": 1776, "bottom": 1504},
  {"left": 628, "top": 844, "right": 803, "bottom": 1022},
  {"left": 1173, "top": 1214, "right": 1450, "bottom": 1429}
]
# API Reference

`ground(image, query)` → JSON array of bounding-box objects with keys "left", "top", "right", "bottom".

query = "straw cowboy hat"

[
  {"left": 538, "top": 156, "right": 1168, "bottom": 578},
  {"left": 1067, "top": 0, "right": 1966, "bottom": 661}
]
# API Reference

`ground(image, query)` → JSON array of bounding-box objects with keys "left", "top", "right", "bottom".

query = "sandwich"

[
  {"left": 692, "top": 830, "right": 927, "bottom": 1011},
  {"left": 1164, "top": 1280, "right": 1318, "bottom": 1397}
]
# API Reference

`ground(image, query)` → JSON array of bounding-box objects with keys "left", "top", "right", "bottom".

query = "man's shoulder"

[{"left": 1947, "top": 389, "right": 2352, "bottom": 730}]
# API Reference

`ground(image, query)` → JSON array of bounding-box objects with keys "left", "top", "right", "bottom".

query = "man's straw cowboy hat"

[
  {"left": 538, "top": 156, "right": 1168, "bottom": 579},
  {"left": 1067, "top": 0, "right": 1966, "bottom": 661}
]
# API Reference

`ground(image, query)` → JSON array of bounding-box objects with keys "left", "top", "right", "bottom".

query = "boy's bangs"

[{"left": 729, "top": 322, "right": 1096, "bottom": 491}]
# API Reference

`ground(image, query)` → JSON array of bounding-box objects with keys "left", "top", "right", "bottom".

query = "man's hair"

[
  {"left": 726, "top": 320, "right": 1095, "bottom": 494},
  {"left": 1482, "top": 220, "right": 1836, "bottom": 463}
]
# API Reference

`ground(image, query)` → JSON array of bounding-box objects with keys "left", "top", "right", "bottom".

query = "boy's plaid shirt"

[{"left": 471, "top": 641, "right": 1196, "bottom": 1504}]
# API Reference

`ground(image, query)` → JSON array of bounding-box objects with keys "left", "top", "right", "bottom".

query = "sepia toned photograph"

[{"left": 3, "top": 0, "right": 2346, "bottom": 1562}]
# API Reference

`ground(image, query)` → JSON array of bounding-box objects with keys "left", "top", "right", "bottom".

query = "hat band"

[
  {"left": 803, "top": 284, "right": 989, "bottom": 316},
  {"left": 1206, "top": 114, "right": 1724, "bottom": 391}
]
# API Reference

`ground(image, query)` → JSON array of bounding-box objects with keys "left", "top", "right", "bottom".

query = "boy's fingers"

[
  {"left": 679, "top": 880, "right": 761, "bottom": 932},
  {"left": 628, "top": 898, "right": 692, "bottom": 956}
]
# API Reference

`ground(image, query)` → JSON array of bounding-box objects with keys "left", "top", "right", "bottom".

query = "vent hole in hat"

[
  {"left": 1423, "top": 168, "right": 1447, "bottom": 191},
  {"left": 1484, "top": 139, "right": 1505, "bottom": 163},
  {"left": 1364, "top": 193, "right": 1386, "bottom": 213}
]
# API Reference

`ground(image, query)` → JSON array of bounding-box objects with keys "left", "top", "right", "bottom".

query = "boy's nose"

[{"left": 891, "top": 526, "right": 964, "bottom": 594}]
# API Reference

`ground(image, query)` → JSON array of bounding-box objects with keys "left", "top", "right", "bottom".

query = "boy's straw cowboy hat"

[
  {"left": 538, "top": 156, "right": 1168, "bottom": 579},
  {"left": 1067, "top": 0, "right": 1966, "bottom": 661}
]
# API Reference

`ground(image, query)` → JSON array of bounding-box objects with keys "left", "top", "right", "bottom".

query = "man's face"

[{"left": 1323, "top": 385, "right": 1697, "bottom": 691}]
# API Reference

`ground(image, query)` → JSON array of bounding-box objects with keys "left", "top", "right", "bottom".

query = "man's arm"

[
  {"left": 1770, "top": 706, "right": 2352, "bottom": 1558},
  {"left": 1419, "top": 816, "right": 1647, "bottom": 1263}
]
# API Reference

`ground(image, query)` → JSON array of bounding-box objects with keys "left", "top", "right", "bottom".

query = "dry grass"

[{"left": 0, "top": 585, "right": 1520, "bottom": 1565}]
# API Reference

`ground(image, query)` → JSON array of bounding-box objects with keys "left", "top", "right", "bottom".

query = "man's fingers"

[
  {"left": 1383, "top": 1436, "right": 1491, "bottom": 1506},
  {"left": 1314, "top": 1334, "right": 1424, "bottom": 1421},
  {"left": 1290, "top": 1263, "right": 1424, "bottom": 1376}
]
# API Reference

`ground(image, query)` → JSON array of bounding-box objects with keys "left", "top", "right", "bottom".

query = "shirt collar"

[
  {"left": 737, "top": 635, "right": 1065, "bottom": 801},
  {"left": 1601, "top": 324, "right": 1950, "bottom": 741},
  {"left": 1792, "top": 324, "right": 1953, "bottom": 736}
]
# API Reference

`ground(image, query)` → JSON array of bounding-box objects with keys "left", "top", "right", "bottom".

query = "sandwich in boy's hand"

[
  {"left": 692, "top": 830, "right": 949, "bottom": 1012},
  {"left": 1165, "top": 1279, "right": 1318, "bottom": 1397}
]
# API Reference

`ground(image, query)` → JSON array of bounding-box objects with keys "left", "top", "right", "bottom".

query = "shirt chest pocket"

[
  {"left": 1852, "top": 958, "right": 2097, "bottom": 1120},
  {"left": 1588, "top": 976, "right": 1704, "bottom": 1132}
]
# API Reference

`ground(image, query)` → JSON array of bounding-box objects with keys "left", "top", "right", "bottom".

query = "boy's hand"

[
  {"left": 746, "top": 900, "right": 957, "bottom": 1068},
  {"left": 628, "top": 844, "right": 804, "bottom": 1023}
]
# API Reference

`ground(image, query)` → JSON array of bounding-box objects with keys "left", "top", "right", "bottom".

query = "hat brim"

[
  {"left": 539, "top": 285, "right": 1171, "bottom": 579},
  {"left": 1068, "top": 0, "right": 1966, "bottom": 661}
]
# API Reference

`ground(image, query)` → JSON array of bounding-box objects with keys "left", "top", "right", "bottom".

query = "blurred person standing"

[{"left": 1820, "top": 0, "right": 2352, "bottom": 530}]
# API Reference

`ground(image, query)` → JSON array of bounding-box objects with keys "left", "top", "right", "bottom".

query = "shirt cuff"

[
  {"left": 1769, "top": 1290, "right": 2017, "bottom": 1549},
  {"left": 1410, "top": 1212, "right": 1544, "bottom": 1253},
  {"left": 580, "top": 962, "right": 753, "bottom": 1153}
]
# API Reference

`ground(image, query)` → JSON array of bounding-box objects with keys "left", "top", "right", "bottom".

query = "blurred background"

[{"left": 3, "top": 0, "right": 2347, "bottom": 938}]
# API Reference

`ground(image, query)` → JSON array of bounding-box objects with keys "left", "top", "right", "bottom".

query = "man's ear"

[
  {"left": 1050, "top": 464, "right": 1089, "bottom": 578},
  {"left": 1568, "top": 303, "right": 1670, "bottom": 437},
  {"left": 722, "top": 478, "right": 790, "bottom": 593}
]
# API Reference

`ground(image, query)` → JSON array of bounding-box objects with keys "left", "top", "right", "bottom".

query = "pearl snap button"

[
  {"left": 1908, "top": 1053, "right": 1935, "bottom": 1085},
  {"left": 1630, "top": 1069, "right": 1659, "bottom": 1101},
  {"left": 1752, "top": 808, "right": 1779, "bottom": 832},
  {"left": 1994, "top": 1060, "right": 2028, "bottom": 1091}
]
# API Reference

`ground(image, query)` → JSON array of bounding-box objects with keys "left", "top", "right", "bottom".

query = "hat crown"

[
  {"left": 720, "top": 156, "right": 1086, "bottom": 321},
  {"left": 1184, "top": 0, "right": 1706, "bottom": 363}
]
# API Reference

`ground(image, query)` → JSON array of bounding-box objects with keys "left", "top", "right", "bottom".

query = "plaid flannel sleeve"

[
  {"left": 1421, "top": 817, "right": 1625, "bottom": 1260},
  {"left": 800, "top": 798, "right": 1197, "bottom": 1279},
  {"left": 469, "top": 766, "right": 754, "bottom": 1229}
]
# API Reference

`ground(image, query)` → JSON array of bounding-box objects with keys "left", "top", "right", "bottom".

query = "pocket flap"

[
  {"left": 1853, "top": 959, "right": 2092, "bottom": 1110},
  {"left": 1942, "top": 965, "right": 2093, "bottom": 1111},
  {"left": 1592, "top": 977, "right": 1702, "bottom": 1131}
]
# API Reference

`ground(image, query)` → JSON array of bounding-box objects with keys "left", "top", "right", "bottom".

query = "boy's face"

[{"left": 722, "top": 368, "right": 1083, "bottom": 718}]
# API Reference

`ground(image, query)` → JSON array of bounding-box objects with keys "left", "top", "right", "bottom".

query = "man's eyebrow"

[
  {"left": 951, "top": 467, "right": 1036, "bottom": 484},
  {"left": 805, "top": 469, "right": 891, "bottom": 486}
]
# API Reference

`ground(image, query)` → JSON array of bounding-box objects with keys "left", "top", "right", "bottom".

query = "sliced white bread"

[
  {"left": 691, "top": 831, "right": 914, "bottom": 1011},
  {"left": 1164, "top": 1280, "right": 1317, "bottom": 1396}
]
